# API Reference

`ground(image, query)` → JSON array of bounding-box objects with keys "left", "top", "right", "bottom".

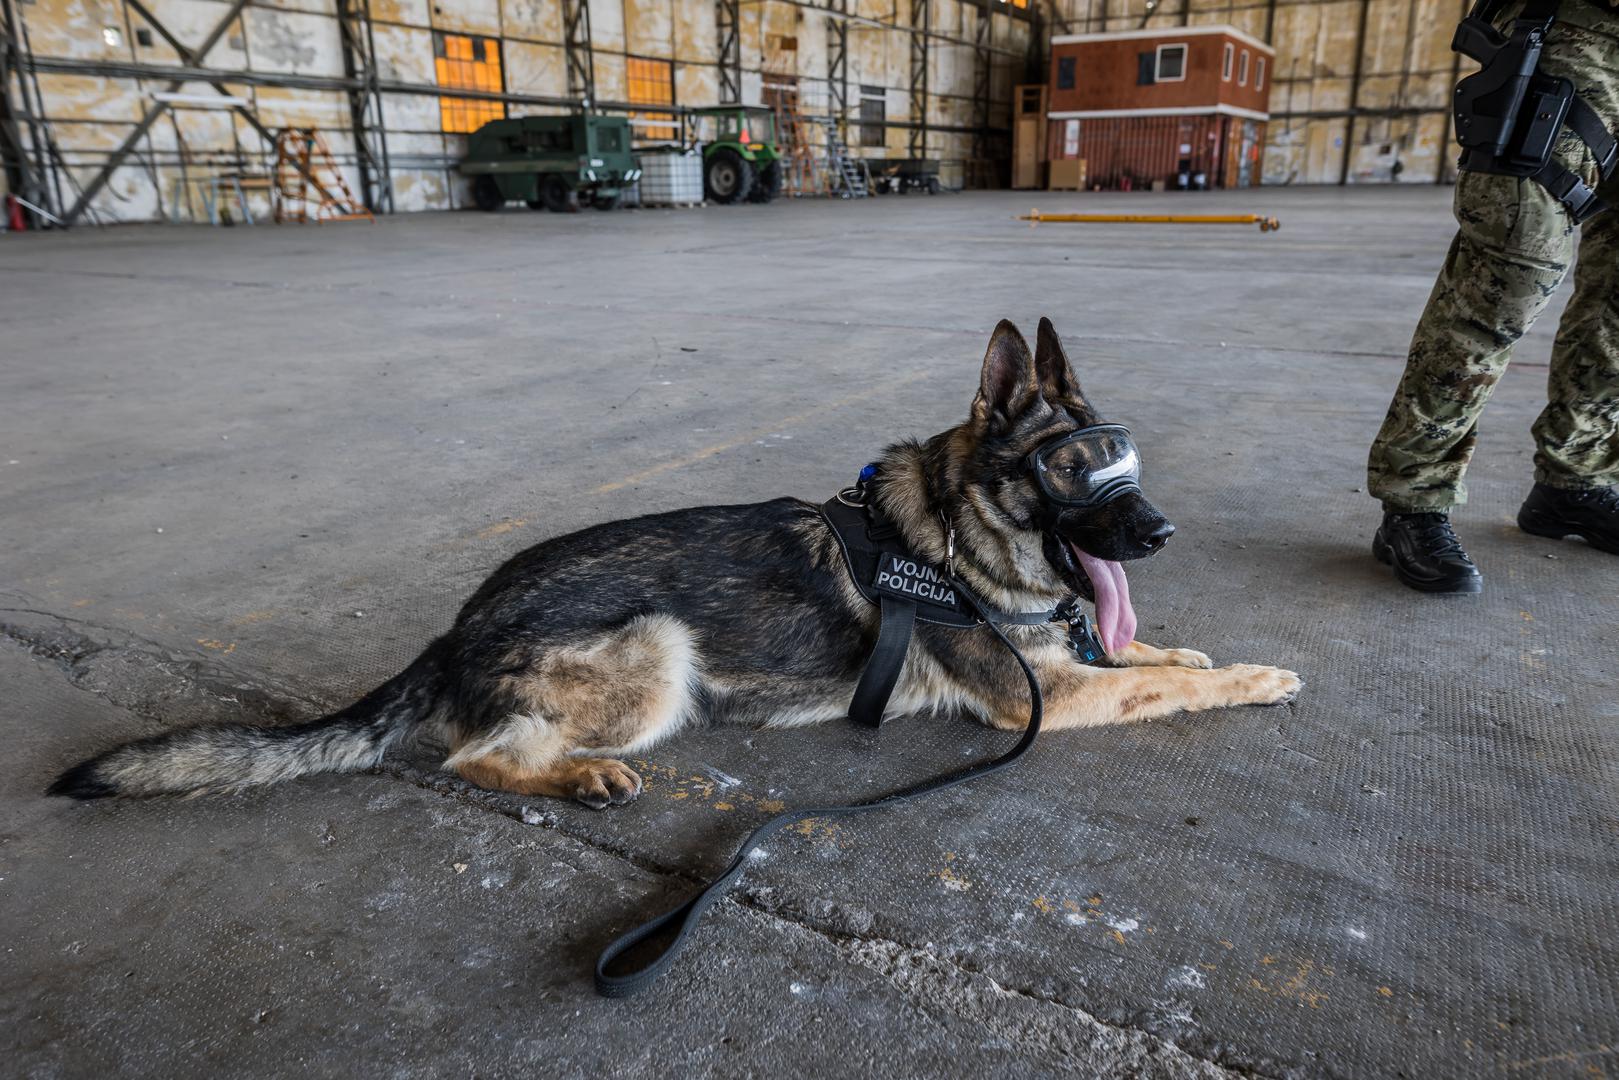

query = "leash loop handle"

[{"left": 594, "top": 614, "right": 1044, "bottom": 998}]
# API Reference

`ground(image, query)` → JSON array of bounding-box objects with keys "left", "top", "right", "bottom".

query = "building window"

[
  {"left": 1155, "top": 44, "right": 1187, "bottom": 83},
  {"left": 1222, "top": 42, "right": 1233, "bottom": 81},
  {"left": 859, "top": 85, "right": 885, "bottom": 147},
  {"left": 627, "top": 56, "right": 676, "bottom": 140},
  {"left": 1056, "top": 56, "right": 1076, "bottom": 90},
  {"left": 1137, "top": 52, "right": 1155, "bottom": 85},
  {"left": 434, "top": 32, "right": 504, "bottom": 134},
  {"left": 1237, "top": 49, "right": 1250, "bottom": 86},
  {"left": 1255, "top": 56, "right": 1266, "bottom": 91}
]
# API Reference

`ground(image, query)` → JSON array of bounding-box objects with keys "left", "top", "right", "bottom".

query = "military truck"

[
  {"left": 459, "top": 115, "right": 641, "bottom": 212},
  {"left": 691, "top": 105, "right": 783, "bottom": 204}
]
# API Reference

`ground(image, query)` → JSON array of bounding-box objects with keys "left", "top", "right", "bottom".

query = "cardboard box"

[{"left": 1048, "top": 159, "right": 1087, "bottom": 191}]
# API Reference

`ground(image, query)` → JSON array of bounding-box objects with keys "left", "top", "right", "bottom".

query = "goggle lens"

[{"left": 1029, "top": 425, "right": 1142, "bottom": 507}]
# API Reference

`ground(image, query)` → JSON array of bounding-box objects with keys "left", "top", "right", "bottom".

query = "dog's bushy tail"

[{"left": 47, "top": 639, "right": 450, "bottom": 800}]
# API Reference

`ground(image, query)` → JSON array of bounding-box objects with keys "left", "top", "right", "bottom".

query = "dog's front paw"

[
  {"left": 1162, "top": 648, "right": 1214, "bottom": 669},
  {"left": 565, "top": 758, "right": 643, "bottom": 810},
  {"left": 1221, "top": 664, "right": 1303, "bottom": 706}
]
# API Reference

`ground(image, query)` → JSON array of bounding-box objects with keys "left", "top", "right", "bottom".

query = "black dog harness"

[{"left": 593, "top": 477, "right": 1099, "bottom": 998}]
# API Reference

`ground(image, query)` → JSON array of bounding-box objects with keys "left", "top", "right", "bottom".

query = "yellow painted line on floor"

[{"left": 592, "top": 370, "right": 931, "bottom": 495}]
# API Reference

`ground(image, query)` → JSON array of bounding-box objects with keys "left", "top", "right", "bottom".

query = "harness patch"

[{"left": 872, "top": 554, "right": 960, "bottom": 611}]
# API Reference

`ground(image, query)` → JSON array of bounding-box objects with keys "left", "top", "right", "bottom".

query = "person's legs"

[
  {"left": 1532, "top": 182, "right": 1619, "bottom": 492},
  {"left": 1367, "top": 172, "right": 1576, "bottom": 512}
]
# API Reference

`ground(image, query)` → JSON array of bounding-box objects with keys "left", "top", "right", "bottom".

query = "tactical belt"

[
  {"left": 592, "top": 491, "right": 1079, "bottom": 998},
  {"left": 1452, "top": 0, "right": 1618, "bottom": 222}
]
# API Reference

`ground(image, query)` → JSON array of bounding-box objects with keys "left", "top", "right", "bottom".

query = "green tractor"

[
  {"left": 459, "top": 114, "right": 641, "bottom": 212},
  {"left": 692, "top": 105, "right": 783, "bottom": 204}
]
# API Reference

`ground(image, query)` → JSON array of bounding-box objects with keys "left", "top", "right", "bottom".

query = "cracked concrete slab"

[
  {"left": 2, "top": 640, "right": 1226, "bottom": 1080},
  {"left": 3, "top": 189, "right": 1616, "bottom": 1078}
]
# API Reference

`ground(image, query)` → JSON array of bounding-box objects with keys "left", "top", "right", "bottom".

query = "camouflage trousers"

[{"left": 1367, "top": 5, "right": 1619, "bottom": 512}]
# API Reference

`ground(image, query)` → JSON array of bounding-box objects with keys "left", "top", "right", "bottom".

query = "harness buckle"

[{"left": 939, "top": 511, "right": 956, "bottom": 578}]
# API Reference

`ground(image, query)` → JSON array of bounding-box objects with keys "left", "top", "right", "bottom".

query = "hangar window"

[
  {"left": 1222, "top": 42, "right": 1233, "bottom": 81},
  {"left": 859, "top": 85, "right": 886, "bottom": 147},
  {"left": 434, "top": 33, "right": 505, "bottom": 134},
  {"left": 1255, "top": 56, "right": 1266, "bottom": 91},
  {"left": 1155, "top": 43, "right": 1187, "bottom": 83},
  {"left": 1057, "top": 56, "right": 1075, "bottom": 90},
  {"left": 1238, "top": 48, "right": 1250, "bottom": 86},
  {"left": 628, "top": 56, "right": 677, "bottom": 141}
]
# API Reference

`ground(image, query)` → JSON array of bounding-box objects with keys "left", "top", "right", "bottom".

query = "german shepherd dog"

[{"left": 49, "top": 319, "right": 1301, "bottom": 808}]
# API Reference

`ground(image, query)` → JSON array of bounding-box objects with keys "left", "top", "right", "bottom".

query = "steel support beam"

[
  {"left": 335, "top": 0, "right": 393, "bottom": 213},
  {"left": 63, "top": 0, "right": 250, "bottom": 226},
  {"left": 826, "top": 0, "right": 848, "bottom": 141},
  {"left": 970, "top": 0, "right": 991, "bottom": 166},
  {"left": 908, "top": 0, "right": 929, "bottom": 158},
  {"left": 563, "top": 0, "right": 595, "bottom": 110},
  {"left": 716, "top": 0, "right": 741, "bottom": 104},
  {"left": 1, "top": 0, "right": 56, "bottom": 221},
  {"left": 93, "top": 0, "right": 346, "bottom": 225},
  {"left": 1339, "top": 0, "right": 1371, "bottom": 185}
]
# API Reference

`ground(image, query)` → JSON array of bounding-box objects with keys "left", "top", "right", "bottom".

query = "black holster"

[{"left": 1450, "top": 0, "right": 1616, "bottom": 222}]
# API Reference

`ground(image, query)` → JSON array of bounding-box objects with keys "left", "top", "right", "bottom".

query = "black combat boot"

[
  {"left": 1372, "top": 512, "right": 1484, "bottom": 593},
  {"left": 1517, "top": 483, "right": 1619, "bottom": 554}
]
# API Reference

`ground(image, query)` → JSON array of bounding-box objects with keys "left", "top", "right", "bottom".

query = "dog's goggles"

[{"left": 1025, "top": 424, "right": 1142, "bottom": 508}]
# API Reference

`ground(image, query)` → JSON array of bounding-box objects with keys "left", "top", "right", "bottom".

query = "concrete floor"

[{"left": 2, "top": 188, "right": 1615, "bottom": 1080}]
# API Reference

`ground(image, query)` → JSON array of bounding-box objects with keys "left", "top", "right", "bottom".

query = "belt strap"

[
  {"left": 1532, "top": 159, "right": 1608, "bottom": 222},
  {"left": 1565, "top": 96, "right": 1618, "bottom": 178},
  {"left": 594, "top": 609, "right": 1046, "bottom": 998},
  {"left": 847, "top": 595, "right": 917, "bottom": 728}
]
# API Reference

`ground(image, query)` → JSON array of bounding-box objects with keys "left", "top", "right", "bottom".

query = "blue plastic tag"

[{"left": 1067, "top": 611, "right": 1107, "bottom": 665}]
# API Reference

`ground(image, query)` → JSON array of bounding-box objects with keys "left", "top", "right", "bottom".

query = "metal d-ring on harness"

[
  {"left": 1451, "top": 0, "right": 1618, "bottom": 222},
  {"left": 592, "top": 471, "right": 1099, "bottom": 998}
]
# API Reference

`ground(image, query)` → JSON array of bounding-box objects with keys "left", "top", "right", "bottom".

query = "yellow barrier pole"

[{"left": 1020, "top": 210, "right": 1280, "bottom": 231}]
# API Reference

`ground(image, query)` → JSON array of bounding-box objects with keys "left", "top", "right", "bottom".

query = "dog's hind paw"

[{"left": 1221, "top": 664, "right": 1303, "bottom": 706}]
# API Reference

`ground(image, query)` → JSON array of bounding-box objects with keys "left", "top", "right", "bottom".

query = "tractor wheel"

[
  {"left": 705, "top": 148, "right": 753, "bottom": 204},
  {"left": 593, "top": 190, "right": 621, "bottom": 211},
  {"left": 747, "top": 161, "right": 782, "bottom": 203},
  {"left": 540, "top": 174, "right": 578, "bottom": 213},
  {"left": 472, "top": 174, "right": 503, "bottom": 212}
]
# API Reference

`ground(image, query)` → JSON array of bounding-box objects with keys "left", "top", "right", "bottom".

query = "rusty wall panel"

[
  {"left": 428, "top": 0, "right": 502, "bottom": 37},
  {"left": 672, "top": 0, "right": 713, "bottom": 62},
  {"left": 623, "top": 0, "right": 674, "bottom": 57},
  {"left": 505, "top": 39, "right": 567, "bottom": 96},
  {"left": 370, "top": 0, "right": 431, "bottom": 25},
  {"left": 502, "top": 0, "right": 563, "bottom": 42},
  {"left": 243, "top": 6, "right": 345, "bottom": 76}
]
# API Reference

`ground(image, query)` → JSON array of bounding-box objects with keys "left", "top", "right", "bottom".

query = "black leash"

[{"left": 593, "top": 606, "right": 1045, "bottom": 998}]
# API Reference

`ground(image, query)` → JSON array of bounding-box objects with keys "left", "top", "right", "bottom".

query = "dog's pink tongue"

[{"left": 1070, "top": 546, "right": 1137, "bottom": 655}]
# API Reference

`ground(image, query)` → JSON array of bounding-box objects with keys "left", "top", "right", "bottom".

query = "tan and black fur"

[{"left": 49, "top": 319, "right": 1301, "bottom": 809}]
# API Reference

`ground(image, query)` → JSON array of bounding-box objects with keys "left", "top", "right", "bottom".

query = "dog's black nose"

[{"left": 1136, "top": 518, "right": 1175, "bottom": 552}]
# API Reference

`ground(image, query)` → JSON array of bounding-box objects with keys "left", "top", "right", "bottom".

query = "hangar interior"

[
  {"left": 3, "top": 1, "right": 1616, "bottom": 1078},
  {"left": 3, "top": 0, "right": 1468, "bottom": 223}
]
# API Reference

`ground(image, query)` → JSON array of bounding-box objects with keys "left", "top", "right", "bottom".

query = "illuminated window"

[
  {"left": 1222, "top": 42, "right": 1233, "bottom": 81},
  {"left": 1255, "top": 56, "right": 1266, "bottom": 91},
  {"left": 1009, "top": 0, "right": 1029, "bottom": 8},
  {"left": 628, "top": 56, "right": 676, "bottom": 141},
  {"left": 434, "top": 33, "right": 504, "bottom": 134},
  {"left": 1237, "top": 49, "right": 1250, "bottom": 86}
]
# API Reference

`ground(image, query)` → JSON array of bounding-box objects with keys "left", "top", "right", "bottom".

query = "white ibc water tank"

[{"left": 637, "top": 147, "right": 705, "bottom": 206}]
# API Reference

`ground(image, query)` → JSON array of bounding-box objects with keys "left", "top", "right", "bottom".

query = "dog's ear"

[
  {"left": 1034, "top": 317, "right": 1089, "bottom": 408},
  {"left": 972, "top": 320, "right": 1038, "bottom": 432}
]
